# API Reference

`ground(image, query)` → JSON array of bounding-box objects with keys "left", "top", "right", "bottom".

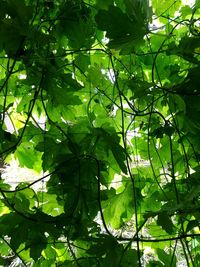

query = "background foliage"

[{"left": 0, "top": 0, "right": 200, "bottom": 266}]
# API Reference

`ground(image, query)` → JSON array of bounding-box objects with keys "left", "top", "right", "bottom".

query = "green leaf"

[
  {"left": 157, "top": 248, "right": 176, "bottom": 267},
  {"left": 128, "top": 78, "right": 153, "bottom": 98},
  {"left": 96, "top": 0, "right": 113, "bottom": 10},
  {"left": 103, "top": 183, "right": 134, "bottom": 228},
  {"left": 95, "top": 6, "right": 147, "bottom": 51},
  {"left": 0, "top": 129, "right": 17, "bottom": 153},
  {"left": 120, "top": 249, "right": 139, "bottom": 266},
  {"left": 15, "top": 141, "right": 42, "bottom": 171},
  {"left": 93, "top": 127, "right": 127, "bottom": 173},
  {"left": 152, "top": 0, "right": 180, "bottom": 17},
  {"left": 186, "top": 220, "right": 199, "bottom": 233},
  {"left": 43, "top": 244, "right": 57, "bottom": 260},
  {"left": 29, "top": 237, "right": 47, "bottom": 261},
  {"left": 45, "top": 75, "right": 82, "bottom": 107},
  {"left": 157, "top": 213, "right": 174, "bottom": 234},
  {"left": 74, "top": 54, "right": 90, "bottom": 72},
  {"left": 57, "top": 2, "right": 95, "bottom": 49},
  {"left": 0, "top": 239, "right": 11, "bottom": 257},
  {"left": 147, "top": 261, "right": 163, "bottom": 267}
]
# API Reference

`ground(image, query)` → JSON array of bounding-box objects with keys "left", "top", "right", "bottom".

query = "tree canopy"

[{"left": 0, "top": 0, "right": 200, "bottom": 266}]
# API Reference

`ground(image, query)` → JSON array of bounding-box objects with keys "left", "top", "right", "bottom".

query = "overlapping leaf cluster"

[{"left": 0, "top": 0, "right": 200, "bottom": 266}]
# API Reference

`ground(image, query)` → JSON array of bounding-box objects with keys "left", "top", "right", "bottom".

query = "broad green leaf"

[
  {"left": 15, "top": 141, "right": 42, "bottom": 171},
  {"left": 157, "top": 248, "right": 176, "bottom": 267},
  {"left": 75, "top": 54, "right": 90, "bottom": 72},
  {"left": 95, "top": 5, "right": 147, "bottom": 52},
  {"left": 93, "top": 127, "right": 127, "bottom": 173},
  {"left": 186, "top": 220, "right": 199, "bottom": 233},
  {"left": 57, "top": 2, "right": 95, "bottom": 49},
  {"left": 103, "top": 183, "right": 134, "bottom": 228},
  {"left": 120, "top": 249, "right": 139, "bottom": 266},
  {"left": 152, "top": 0, "right": 180, "bottom": 17},
  {"left": 157, "top": 213, "right": 174, "bottom": 234}
]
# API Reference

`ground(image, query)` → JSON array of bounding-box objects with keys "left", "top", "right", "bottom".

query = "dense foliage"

[{"left": 0, "top": 0, "right": 200, "bottom": 266}]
